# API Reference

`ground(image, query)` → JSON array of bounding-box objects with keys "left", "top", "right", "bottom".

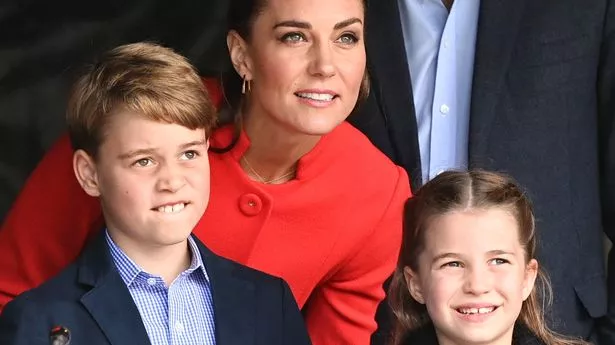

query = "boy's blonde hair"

[
  {"left": 388, "top": 170, "right": 590, "bottom": 345},
  {"left": 67, "top": 42, "right": 216, "bottom": 158}
]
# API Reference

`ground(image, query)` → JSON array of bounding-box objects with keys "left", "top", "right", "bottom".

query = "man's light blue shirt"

[{"left": 397, "top": 0, "right": 480, "bottom": 183}]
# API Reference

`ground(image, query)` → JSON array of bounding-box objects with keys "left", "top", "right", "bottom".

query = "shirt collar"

[{"left": 105, "top": 229, "right": 209, "bottom": 287}]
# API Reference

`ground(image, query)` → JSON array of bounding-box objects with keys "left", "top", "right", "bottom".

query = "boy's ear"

[
  {"left": 522, "top": 259, "right": 539, "bottom": 301},
  {"left": 227, "top": 30, "right": 254, "bottom": 81},
  {"left": 404, "top": 267, "right": 425, "bottom": 304},
  {"left": 73, "top": 150, "right": 101, "bottom": 197}
]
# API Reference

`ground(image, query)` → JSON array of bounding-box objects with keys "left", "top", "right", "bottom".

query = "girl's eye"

[
  {"left": 337, "top": 33, "right": 359, "bottom": 45},
  {"left": 281, "top": 32, "right": 306, "bottom": 43},
  {"left": 180, "top": 150, "right": 199, "bottom": 160},
  {"left": 489, "top": 258, "right": 510, "bottom": 265},
  {"left": 134, "top": 158, "right": 153, "bottom": 167}
]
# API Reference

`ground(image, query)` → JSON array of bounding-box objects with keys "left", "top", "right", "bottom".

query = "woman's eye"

[
  {"left": 337, "top": 33, "right": 359, "bottom": 45},
  {"left": 281, "top": 32, "right": 306, "bottom": 43}
]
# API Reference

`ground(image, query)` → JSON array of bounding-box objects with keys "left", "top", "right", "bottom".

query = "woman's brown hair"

[{"left": 388, "top": 170, "right": 590, "bottom": 345}]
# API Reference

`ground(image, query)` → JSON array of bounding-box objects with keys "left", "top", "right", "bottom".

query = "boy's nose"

[{"left": 156, "top": 165, "right": 186, "bottom": 192}]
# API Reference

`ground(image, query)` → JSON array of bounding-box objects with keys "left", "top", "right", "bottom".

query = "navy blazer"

[{"left": 0, "top": 232, "right": 312, "bottom": 345}]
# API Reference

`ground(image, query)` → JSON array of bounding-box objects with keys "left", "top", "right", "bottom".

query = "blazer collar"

[
  {"left": 77, "top": 231, "right": 257, "bottom": 345},
  {"left": 365, "top": 0, "right": 423, "bottom": 189},
  {"left": 77, "top": 231, "right": 151, "bottom": 345},
  {"left": 193, "top": 235, "right": 257, "bottom": 345}
]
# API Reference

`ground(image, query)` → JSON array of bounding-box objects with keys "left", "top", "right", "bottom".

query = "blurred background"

[{"left": 0, "top": 0, "right": 230, "bottom": 222}]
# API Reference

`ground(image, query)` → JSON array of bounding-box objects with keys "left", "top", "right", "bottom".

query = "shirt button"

[
  {"left": 443, "top": 39, "right": 449, "bottom": 48},
  {"left": 147, "top": 278, "right": 157, "bottom": 286},
  {"left": 238, "top": 193, "right": 263, "bottom": 216},
  {"left": 440, "top": 104, "right": 450, "bottom": 114},
  {"left": 174, "top": 321, "right": 184, "bottom": 333}
]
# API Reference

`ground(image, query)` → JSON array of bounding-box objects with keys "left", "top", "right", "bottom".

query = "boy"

[{"left": 0, "top": 42, "right": 311, "bottom": 345}]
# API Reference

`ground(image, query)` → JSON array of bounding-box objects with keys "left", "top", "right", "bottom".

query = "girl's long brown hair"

[{"left": 388, "top": 170, "right": 590, "bottom": 345}]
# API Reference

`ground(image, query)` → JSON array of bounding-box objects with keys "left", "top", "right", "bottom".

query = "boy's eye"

[
  {"left": 180, "top": 150, "right": 199, "bottom": 160},
  {"left": 134, "top": 158, "right": 153, "bottom": 167},
  {"left": 442, "top": 261, "right": 462, "bottom": 268},
  {"left": 489, "top": 258, "right": 510, "bottom": 265}
]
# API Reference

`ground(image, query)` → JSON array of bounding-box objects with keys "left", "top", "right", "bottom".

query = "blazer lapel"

[
  {"left": 195, "top": 238, "right": 256, "bottom": 345},
  {"left": 366, "top": 0, "right": 422, "bottom": 189},
  {"left": 77, "top": 233, "right": 151, "bottom": 345},
  {"left": 469, "top": 0, "right": 528, "bottom": 162}
]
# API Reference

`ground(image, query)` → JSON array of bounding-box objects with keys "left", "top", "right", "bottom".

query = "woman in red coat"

[{"left": 0, "top": 0, "right": 411, "bottom": 343}]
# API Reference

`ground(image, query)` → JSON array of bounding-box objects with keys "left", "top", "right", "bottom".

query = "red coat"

[{"left": 0, "top": 81, "right": 411, "bottom": 344}]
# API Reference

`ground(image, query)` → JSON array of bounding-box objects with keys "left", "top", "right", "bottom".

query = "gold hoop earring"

[{"left": 242, "top": 75, "right": 252, "bottom": 94}]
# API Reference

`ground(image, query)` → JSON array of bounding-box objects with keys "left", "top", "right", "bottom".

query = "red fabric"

[
  {"left": 0, "top": 79, "right": 411, "bottom": 344},
  {"left": 201, "top": 77, "right": 223, "bottom": 108}
]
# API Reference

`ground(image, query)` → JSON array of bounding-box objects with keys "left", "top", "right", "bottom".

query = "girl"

[
  {"left": 0, "top": 0, "right": 410, "bottom": 343},
  {"left": 388, "top": 170, "right": 589, "bottom": 345}
]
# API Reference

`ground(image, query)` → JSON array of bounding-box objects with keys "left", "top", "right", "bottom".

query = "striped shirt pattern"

[{"left": 105, "top": 231, "right": 216, "bottom": 345}]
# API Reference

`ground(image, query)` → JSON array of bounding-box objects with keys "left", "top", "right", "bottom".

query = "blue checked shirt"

[{"left": 105, "top": 231, "right": 216, "bottom": 345}]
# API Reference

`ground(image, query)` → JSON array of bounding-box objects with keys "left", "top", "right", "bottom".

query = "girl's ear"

[
  {"left": 404, "top": 267, "right": 425, "bottom": 304},
  {"left": 522, "top": 259, "right": 539, "bottom": 300}
]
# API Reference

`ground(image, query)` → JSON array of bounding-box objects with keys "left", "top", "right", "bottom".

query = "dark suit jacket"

[
  {"left": 354, "top": 1, "right": 615, "bottom": 344},
  {"left": 0, "top": 232, "right": 312, "bottom": 345}
]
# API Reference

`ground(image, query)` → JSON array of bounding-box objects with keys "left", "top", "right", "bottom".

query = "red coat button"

[{"left": 238, "top": 193, "right": 262, "bottom": 216}]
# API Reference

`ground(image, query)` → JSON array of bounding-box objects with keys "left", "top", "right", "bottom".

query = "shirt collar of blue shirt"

[{"left": 105, "top": 229, "right": 209, "bottom": 287}]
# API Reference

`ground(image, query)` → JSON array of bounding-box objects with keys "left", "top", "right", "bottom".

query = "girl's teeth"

[{"left": 458, "top": 307, "right": 495, "bottom": 314}]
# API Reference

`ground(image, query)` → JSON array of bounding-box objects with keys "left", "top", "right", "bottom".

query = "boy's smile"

[{"left": 152, "top": 201, "right": 190, "bottom": 214}]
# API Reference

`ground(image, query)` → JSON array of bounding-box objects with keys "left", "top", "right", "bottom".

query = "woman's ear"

[
  {"left": 73, "top": 150, "right": 101, "bottom": 197},
  {"left": 522, "top": 259, "right": 539, "bottom": 301},
  {"left": 404, "top": 267, "right": 426, "bottom": 304},
  {"left": 227, "top": 31, "right": 254, "bottom": 81}
]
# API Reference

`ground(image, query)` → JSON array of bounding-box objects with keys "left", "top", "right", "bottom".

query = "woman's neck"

[{"left": 240, "top": 112, "right": 321, "bottom": 183}]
